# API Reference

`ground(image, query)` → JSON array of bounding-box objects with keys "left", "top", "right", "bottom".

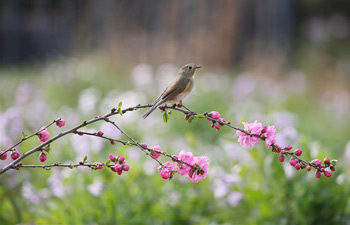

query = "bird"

[{"left": 142, "top": 63, "right": 201, "bottom": 119}]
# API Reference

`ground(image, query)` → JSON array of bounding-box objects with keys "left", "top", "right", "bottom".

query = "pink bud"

[
  {"left": 38, "top": 127, "right": 50, "bottom": 142},
  {"left": 315, "top": 170, "right": 321, "bottom": 178},
  {"left": 294, "top": 149, "right": 302, "bottom": 156},
  {"left": 0, "top": 151, "right": 7, "bottom": 160},
  {"left": 262, "top": 125, "right": 267, "bottom": 133},
  {"left": 275, "top": 147, "right": 281, "bottom": 153},
  {"left": 117, "top": 170, "right": 123, "bottom": 175},
  {"left": 324, "top": 171, "right": 332, "bottom": 177},
  {"left": 281, "top": 150, "right": 285, "bottom": 155},
  {"left": 214, "top": 123, "right": 221, "bottom": 131},
  {"left": 330, "top": 166, "right": 336, "bottom": 172},
  {"left": 11, "top": 151, "right": 20, "bottom": 160},
  {"left": 117, "top": 156, "right": 125, "bottom": 164},
  {"left": 56, "top": 119, "right": 66, "bottom": 127},
  {"left": 172, "top": 155, "right": 179, "bottom": 162},
  {"left": 97, "top": 131, "right": 104, "bottom": 136},
  {"left": 209, "top": 111, "right": 221, "bottom": 120},
  {"left": 311, "top": 159, "right": 322, "bottom": 167},
  {"left": 320, "top": 168, "right": 325, "bottom": 173},
  {"left": 285, "top": 145, "right": 292, "bottom": 151},
  {"left": 289, "top": 158, "right": 297, "bottom": 167},
  {"left": 219, "top": 118, "right": 227, "bottom": 124},
  {"left": 279, "top": 155, "right": 285, "bottom": 162},
  {"left": 177, "top": 104, "right": 182, "bottom": 108},
  {"left": 109, "top": 154, "right": 115, "bottom": 161},
  {"left": 323, "top": 157, "right": 330, "bottom": 165},
  {"left": 141, "top": 143, "right": 147, "bottom": 149},
  {"left": 307, "top": 166, "right": 311, "bottom": 172},
  {"left": 39, "top": 152, "right": 47, "bottom": 162},
  {"left": 295, "top": 163, "right": 301, "bottom": 170},
  {"left": 94, "top": 162, "right": 103, "bottom": 170},
  {"left": 115, "top": 164, "right": 122, "bottom": 172},
  {"left": 123, "top": 164, "right": 130, "bottom": 171}
]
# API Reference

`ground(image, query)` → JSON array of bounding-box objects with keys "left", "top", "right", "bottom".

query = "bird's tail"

[{"left": 142, "top": 105, "right": 157, "bottom": 119}]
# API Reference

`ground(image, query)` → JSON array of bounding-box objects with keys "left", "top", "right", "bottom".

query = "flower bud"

[
  {"left": 117, "top": 156, "right": 125, "bottom": 164},
  {"left": 109, "top": 154, "right": 116, "bottom": 161},
  {"left": 115, "top": 164, "right": 122, "bottom": 172},
  {"left": 295, "top": 163, "right": 301, "bottom": 170},
  {"left": 311, "top": 159, "right": 322, "bottom": 167},
  {"left": 214, "top": 123, "right": 221, "bottom": 131},
  {"left": 323, "top": 157, "right": 330, "bottom": 165},
  {"left": 294, "top": 149, "right": 302, "bottom": 156},
  {"left": 177, "top": 104, "right": 182, "bottom": 108},
  {"left": 315, "top": 170, "right": 321, "bottom": 178},
  {"left": 11, "top": 151, "right": 20, "bottom": 160},
  {"left": 123, "top": 164, "right": 130, "bottom": 171},
  {"left": 141, "top": 143, "right": 147, "bottom": 149},
  {"left": 0, "top": 151, "right": 7, "bottom": 160},
  {"left": 281, "top": 150, "right": 285, "bottom": 155},
  {"left": 324, "top": 171, "right": 332, "bottom": 177},
  {"left": 261, "top": 125, "right": 267, "bottom": 133},
  {"left": 39, "top": 152, "right": 47, "bottom": 162},
  {"left": 38, "top": 127, "right": 50, "bottom": 142},
  {"left": 209, "top": 111, "right": 221, "bottom": 120},
  {"left": 307, "top": 166, "right": 311, "bottom": 172},
  {"left": 97, "top": 131, "right": 104, "bottom": 136},
  {"left": 56, "top": 119, "right": 66, "bottom": 128},
  {"left": 285, "top": 145, "right": 292, "bottom": 151},
  {"left": 279, "top": 155, "right": 285, "bottom": 162},
  {"left": 330, "top": 166, "right": 336, "bottom": 172}
]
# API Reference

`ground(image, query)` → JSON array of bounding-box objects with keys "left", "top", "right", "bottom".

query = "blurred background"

[{"left": 1, "top": 0, "right": 350, "bottom": 224}]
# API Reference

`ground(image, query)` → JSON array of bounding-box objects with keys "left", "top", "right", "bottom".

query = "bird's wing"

[{"left": 155, "top": 77, "right": 191, "bottom": 106}]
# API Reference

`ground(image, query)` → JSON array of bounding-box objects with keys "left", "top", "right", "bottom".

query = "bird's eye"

[{"left": 189, "top": 66, "right": 192, "bottom": 70}]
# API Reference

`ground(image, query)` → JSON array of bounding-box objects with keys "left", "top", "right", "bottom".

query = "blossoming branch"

[{"left": 0, "top": 103, "right": 337, "bottom": 181}]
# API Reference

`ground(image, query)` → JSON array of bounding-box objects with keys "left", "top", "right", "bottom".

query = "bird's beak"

[{"left": 195, "top": 65, "right": 202, "bottom": 69}]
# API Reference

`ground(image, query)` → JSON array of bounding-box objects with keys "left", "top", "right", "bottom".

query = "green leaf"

[
  {"left": 105, "top": 159, "right": 111, "bottom": 165},
  {"left": 117, "top": 108, "right": 123, "bottom": 116},
  {"left": 22, "top": 131, "right": 28, "bottom": 139},
  {"left": 163, "top": 112, "right": 169, "bottom": 123},
  {"left": 83, "top": 156, "right": 88, "bottom": 163},
  {"left": 118, "top": 101, "right": 123, "bottom": 108},
  {"left": 195, "top": 114, "right": 205, "bottom": 119},
  {"left": 169, "top": 171, "right": 175, "bottom": 180},
  {"left": 187, "top": 115, "right": 195, "bottom": 123}
]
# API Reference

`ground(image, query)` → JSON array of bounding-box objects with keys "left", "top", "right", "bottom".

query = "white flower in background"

[
  {"left": 227, "top": 191, "right": 244, "bottom": 207},
  {"left": 78, "top": 87, "right": 100, "bottom": 115},
  {"left": 131, "top": 63, "right": 154, "bottom": 89},
  {"left": 87, "top": 179, "right": 103, "bottom": 197}
]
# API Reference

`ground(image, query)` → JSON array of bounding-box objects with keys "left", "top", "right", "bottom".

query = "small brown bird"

[{"left": 142, "top": 63, "right": 201, "bottom": 119}]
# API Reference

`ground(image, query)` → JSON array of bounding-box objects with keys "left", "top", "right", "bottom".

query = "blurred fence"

[{"left": 1, "top": 0, "right": 348, "bottom": 67}]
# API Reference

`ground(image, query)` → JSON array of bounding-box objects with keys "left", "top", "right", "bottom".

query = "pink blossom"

[
  {"left": 56, "top": 119, "right": 66, "bottom": 128},
  {"left": 324, "top": 171, "right": 332, "bottom": 177},
  {"left": 97, "top": 131, "right": 104, "bottom": 136},
  {"left": 323, "top": 157, "right": 330, "bottom": 165},
  {"left": 39, "top": 152, "right": 47, "bottom": 162},
  {"left": 38, "top": 127, "right": 50, "bottom": 142},
  {"left": 264, "top": 125, "right": 276, "bottom": 149},
  {"left": 294, "top": 149, "right": 302, "bottom": 156},
  {"left": 109, "top": 154, "right": 115, "bottom": 161},
  {"left": 123, "top": 163, "right": 130, "bottom": 171},
  {"left": 94, "top": 162, "right": 103, "bottom": 170},
  {"left": 176, "top": 150, "right": 194, "bottom": 175},
  {"left": 279, "top": 155, "right": 285, "bottom": 162},
  {"left": 115, "top": 164, "right": 122, "bottom": 173},
  {"left": 207, "top": 111, "right": 221, "bottom": 121},
  {"left": 117, "top": 155, "right": 125, "bottom": 163},
  {"left": 236, "top": 121, "right": 262, "bottom": 148},
  {"left": 311, "top": 159, "right": 322, "bottom": 167},
  {"left": 151, "top": 146, "right": 161, "bottom": 159},
  {"left": 214, "top": 123, "right": 221, "bottom": 131},
  {"left": 11, "top": 151, "right": 20, "bottom": 160},
  {"left": 315, "top": 170, "right": 321, "bottom": 178},
  {"left": 157, "top": 161, "right": 174, "bottom": 180},
  {"left": 0, "top": 151, "right": 7, "bottom": 160},
  {"left": 188, "top": 156, "right": 209, "bottom": 183}
]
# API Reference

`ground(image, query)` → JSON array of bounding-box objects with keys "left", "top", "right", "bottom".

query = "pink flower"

[
  {"left": 151, "top": 146, "right": 161, "bottom": 159},
  {"left": 141, "top": 143, "right": 147, "bottom": 149},
  {"left": 39, "top": 152, "right": 47, "bottom": 162},
  {"left": 117, "top": 155, "right": 125, "bottom": 163},
  {"left": 56, "top": 119, "right": 66, "bottom": 127},
  {"left": 109, "top": 154, "right": 115, "bottom": 161},
  {"left": 264, "top": 125, "right": 276, "bottom": 149},
  {"left": 11, "top": 151, "right": 20, "bottom": 160},
  {"left": 157, "top": 161, "right": 174, "bottom": 180},
  {"left": 94, "top": 162, "right": 103, "bottom": 170},
  {"left": 188, "top": 156, "right": 209, "bottom": 183},
  {"left": 289, "top": 158, "right": 298, "bottom": 167},
  {"left": 214, "top": 123, "right": 221, "bottom": 131},
  {"left": 294, "top": 149, "right": 302, "bottom": 156},
  {"left": 315, "top": 170, "right": 321, "bottom": 178},
  {"left": 207, "top": 111, "right": 221, "bottom": 121},
  {"left": 323, "top": 157, "right": 330, "bottom": 165},
  {"left": 115, "top": 164, "right": 123, "bottom": 173},
  {"left": 311, "top": 159, "right": 322, "bottom": 167},
  {"left": 123, "top": 163, "right": 130, "bottom": 171},
  {"left": 38, "top": 127, "right": 50, "bottom": 142},
  {"left": 0, "top": 151, "right": 7, "bottom": 160},
  {"left": 176, "top": 150, "right": 194, "bottom": 176},
  {"left": 279, "top": 155, "right": 285, "bottom": 162},
  {"left": 324, "top": 170, "right": 332, "bottom": 177},
  {"left": 97, "top": 131, "right": 104, "bottom": 136},
  {"left": 236, "top": 121, "right": 262, "bottom": 148}
]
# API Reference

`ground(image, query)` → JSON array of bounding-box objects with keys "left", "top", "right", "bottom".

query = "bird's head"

[{"left": 179, "top": 63, "right": 201, "bottom": 77}]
